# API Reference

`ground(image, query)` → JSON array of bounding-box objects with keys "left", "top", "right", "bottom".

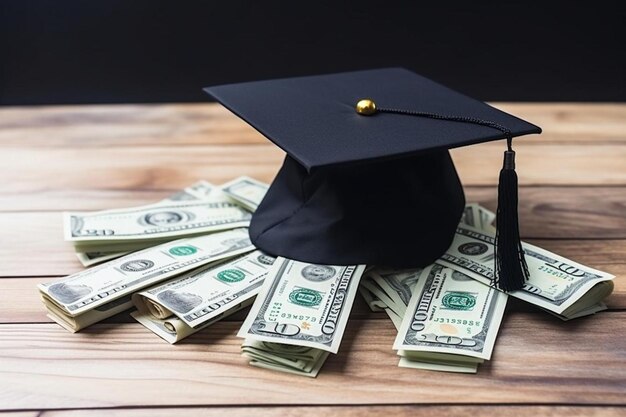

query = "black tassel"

[
  {"left": 494, "top": 143, "right": 530, "bottom": 292},
  {"left": 367, "top": 103, "right": 530, "bottom": 290}
]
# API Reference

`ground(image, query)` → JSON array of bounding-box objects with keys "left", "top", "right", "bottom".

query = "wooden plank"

[
  {"left": 0, "top": 145, "right": 284, "bottom": 201},
  {"left": 0, "top": 103, "right": 624, "bottom": 148},
  {"left": 0, "top": 195, "right": 624, "bottom": 276},
  {"left": 0, "top": 413, "right": 38, "bottom": 417},
  {"left": 0, "top": 104, "right": 263, "bottom": 147},
  {"left": 469, "top": 187, "right": 626, "bottom": 240},
  {"left": 2, "top": 160, "right": 626, "bottom": 216},
  {"left": 452, "top": 141, "right": 626, "bottom": 186},
  {"left": 494, "top": 103, "right": 626, "bottom": 144},
  {"left": 2, "top": 143, "right": 626, "bottom": 206},
  {"left": 0, "top": 314, "right": 624, "bottom": 410},
  {"left": 6, "top": 405, "right": 623, "bottom": 417},
  {"left": 2, "top": 141, "right": 625, "bottom": 210}
]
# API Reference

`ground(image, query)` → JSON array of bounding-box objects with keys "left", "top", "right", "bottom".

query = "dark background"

[{"left": 1, "top": 1, "right": 624, "bottom": 105}]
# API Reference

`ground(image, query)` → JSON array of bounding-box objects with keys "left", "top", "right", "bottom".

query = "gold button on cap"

[{"left": 355, "top": 99, "right": 376, "bottom": 115}]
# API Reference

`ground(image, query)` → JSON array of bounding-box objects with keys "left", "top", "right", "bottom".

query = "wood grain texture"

[
  {"left": 0, "top": 413, "right": 38, "bottom": 417},
  {"left": 0, "top": 104, "right": 263, "bottom": 147},
  {"left": 4, "top": 406, "right": 622, "bottom": 417},
  {"left": 1, "top": 103, "right": 624, "bottom": 147},
  {"left": 0, "top": 103, "right": 624, "bottom": 414},
  {"left": 0, "top": 315, "right": 625, "bottom": 410},
  {"left": 2, "top": 143, "right": 626, "bottom": 205}
]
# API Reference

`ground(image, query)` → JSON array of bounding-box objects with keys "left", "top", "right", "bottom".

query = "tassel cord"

[{"left": 377, "top": 106, "right": 529, "bottom": 291}]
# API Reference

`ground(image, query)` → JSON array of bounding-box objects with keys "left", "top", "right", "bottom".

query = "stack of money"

[
  {"left": 131, "top": 250, "right": 276, "bottom": 343},
  {"left": 359, "top": 203, "right": 615, "bottom": 373},
  {"left": 76, "top": 180, "right": 218, "bottom": 266},
  {"left": 39, "top": 228, "right": 255, "bottom": 332},
  {"left": 238, "top": 257, "right": 366, "bottom": 377},
  {"left": 393, "top": 263, "right": 507, "bottom": 373},
  {"left": 359, "top": 267, "right": 419, "bottom": 327},
  {"left": 440, "top": 223, "right": 615, "bottom": 320},
  {"left": 67, "top": 177, "right": 270, "bottom": 267},
  {"left": 41, "top": 177, "right": 272, "bottom": 336},
  {"left": 359, "top": 205, "right": 506, "bottom": 373},
  {"left": 42, "top": 174, "right": 616, "bottom": 379},
  {"left": 65, "top": 199, "right": 251, "bottom": 254}
]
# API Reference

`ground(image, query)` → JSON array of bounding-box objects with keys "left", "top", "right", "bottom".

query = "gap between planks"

[{"left": 1, "top": 404, "right": 625, "bottom": 417}]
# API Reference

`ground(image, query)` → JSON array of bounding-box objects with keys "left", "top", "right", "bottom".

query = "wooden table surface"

[{"left": 0, "top": 103, "right": 625, "bottom": 417}]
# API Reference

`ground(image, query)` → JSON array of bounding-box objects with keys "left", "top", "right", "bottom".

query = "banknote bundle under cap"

[{"left": 204, "top": 68, "right": 542, "bottom": 291}]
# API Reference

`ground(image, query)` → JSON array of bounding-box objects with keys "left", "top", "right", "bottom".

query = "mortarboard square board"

[{"left": 205, "top": 68, "right": 542, "bottom": 291}]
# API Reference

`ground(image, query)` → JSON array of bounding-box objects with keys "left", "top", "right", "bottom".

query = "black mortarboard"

[{"left": 204, "top": 68, "right": 541, "bottom": 291}]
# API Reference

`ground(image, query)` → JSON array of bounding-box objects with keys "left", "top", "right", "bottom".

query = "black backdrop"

[{"left": 1, "top": 0, "right": 624, "bottom": 105}]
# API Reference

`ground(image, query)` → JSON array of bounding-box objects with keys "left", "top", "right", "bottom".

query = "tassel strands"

[{"left": 494, "top": 138, "right": 530, "bottom": 291}]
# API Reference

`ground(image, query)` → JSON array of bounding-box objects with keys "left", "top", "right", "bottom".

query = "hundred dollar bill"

[
  {"left": 393, "top": 263, "right": 508, "bottom": 369},
  {"left": 65, "top": 196, "right": 251, "bottom": 253},
  {"left": 39, "top": 228, "right": 254, "bottom": 332},
  {"left": 131, "top": 250, "right": 276, "bottom": 342},
  {"left": 221, "top": 176, "right": 269, "bottom": 212},
  {"left": 439, "top": 224, "right": 615, "bottom": 319},
  {"left": 360, "top": 268, "right": 482, "bottom": 373},
  {"left": 75, "top": 180, "right": 218, "bottom": 266},
  {"left": 238, "top": 258, "right": 364, "bottom": 377},
  {"left": 238, "top": 258, "right": 365, "bottom": 353}
]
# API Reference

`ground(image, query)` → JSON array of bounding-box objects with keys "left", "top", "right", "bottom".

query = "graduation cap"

[{"left": 204, "top": 68, "right": 541, "bottom": 291}]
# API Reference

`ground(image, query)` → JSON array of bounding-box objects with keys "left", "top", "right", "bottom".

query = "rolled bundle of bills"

[
  {"left": 238, "top": 257, "right": 366, "bottom": 377},
  {"left": 131, "top": 250, "right": 276, "bottom": 343},
  {"left": 39, "top": 228, "right": 254, "bottom": 332}
]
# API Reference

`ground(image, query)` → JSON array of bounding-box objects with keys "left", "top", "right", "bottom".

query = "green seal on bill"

[
  {"left": 217, "top": 269, "right": 246, "bottom": 283},
  {"left": 168, "top": 245, "right": 198, "bottom": 256},
  {"left": 442, "top": 292, "right": 477, "bottom": 310},
  {"left": 288, "top": 288, "right": 322, "bottom": 307}
]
